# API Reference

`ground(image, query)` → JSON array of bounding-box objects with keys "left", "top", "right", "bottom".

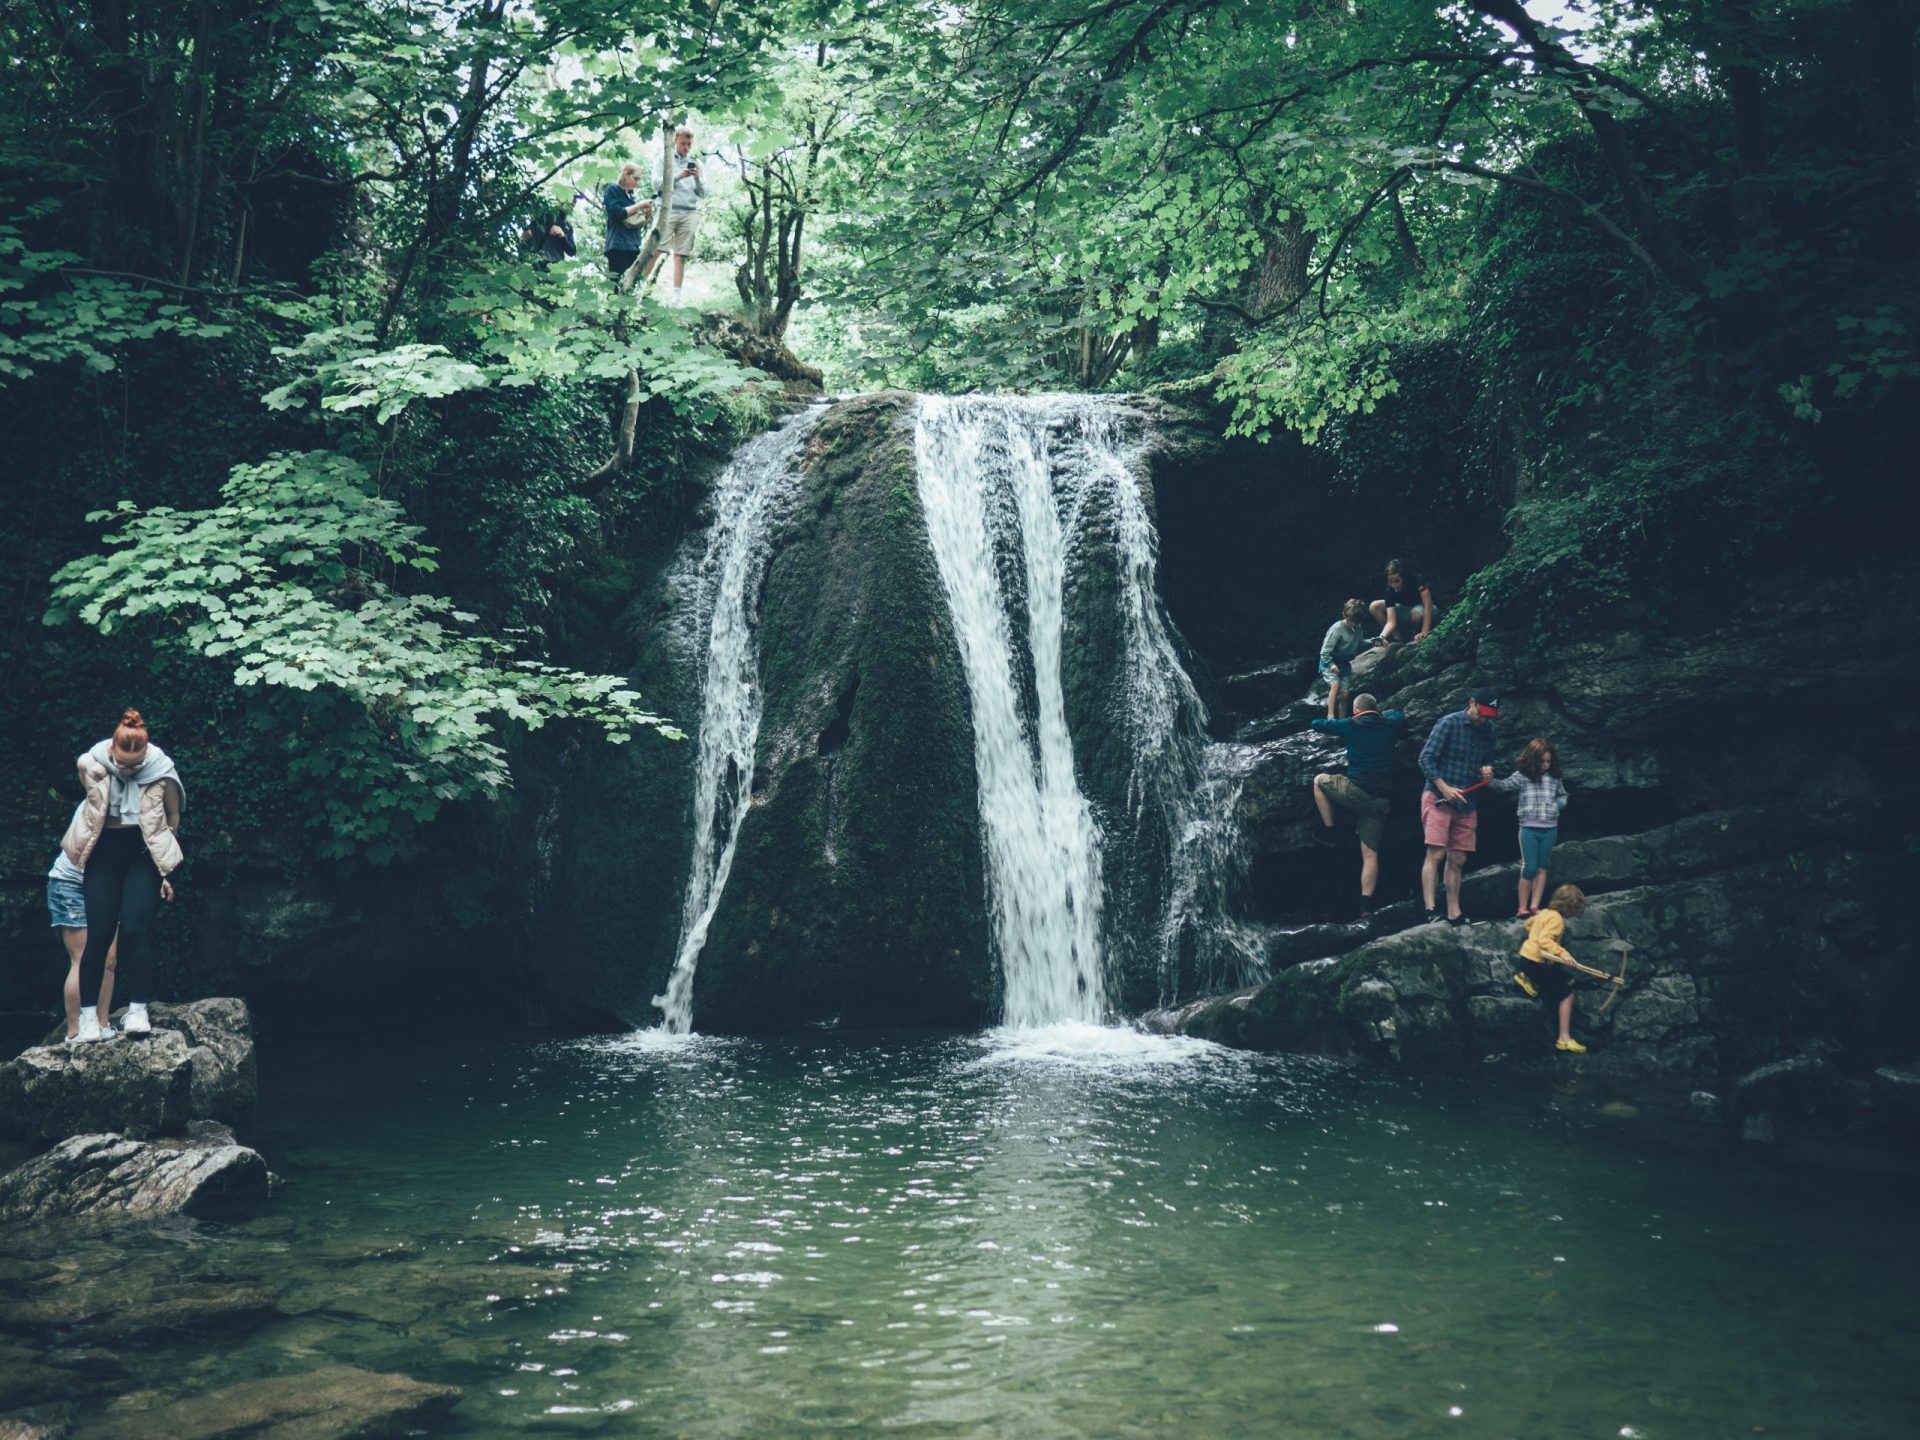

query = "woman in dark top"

[{"left": 1368, "top": 558, "right": 1437, "bottom": 644}]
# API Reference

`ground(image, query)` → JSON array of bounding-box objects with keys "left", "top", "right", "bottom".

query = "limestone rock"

[
  {"left": 148, "top": 997, "right": 257, "bottom": 1125},
  {"left": 1, "top": 1329, "right": 126, "bottom": 1415},
  {"left": 1688, "top": 1090, "right": 1727, "bottom": 1125},
  {"left": 0, "top": 1131, "right": 268, "bottom": 1222},
  {"left": 0, "top": 1265, "right": 276, "bottom": 1341},
  {"left": 684, "top": 394, "right": 995, "bottom": 1030},
  {"left": 9, "top": 998, "right": 255, "bottom": 1143},
  {"left": 1156, "top": 846, "right": 1907, "bottom": 1073},
  {"left": 86, "top": 1365, "right": 460, "bottom": 1440},
  {"left": 0, "top": 1033, "right": 194, "bottom": 1143},
  {"left": 1740, "top": 1111, "right": 1778, "bottom": 1144}
]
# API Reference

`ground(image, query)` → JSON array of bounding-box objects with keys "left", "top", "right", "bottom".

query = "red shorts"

[{"left": 1419, "top": 790, "right": 1479, "bottom": 852}]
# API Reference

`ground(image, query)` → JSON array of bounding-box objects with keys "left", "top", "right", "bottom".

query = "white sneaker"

[
  {"left": 122, "top": 1003, "right": 151, "bottom": 1035},
  {"left": 70, "top": 1010, "right": 103, "bottom": 1045},
  {"left": 97, "top": 1020, "right": 118, "bottom": 1040}
]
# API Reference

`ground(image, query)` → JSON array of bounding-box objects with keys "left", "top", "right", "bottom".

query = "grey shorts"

[
  {"left": 1386, "top": 603, "right": 1425, "bottom": 629},
  {"left": 47, "top": 875, "right": 86, "bottom": 929}
]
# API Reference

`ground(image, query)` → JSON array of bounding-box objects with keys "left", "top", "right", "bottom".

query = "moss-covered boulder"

[{"left": 691, "top": 394, "right": 994, "bottom": 1030}]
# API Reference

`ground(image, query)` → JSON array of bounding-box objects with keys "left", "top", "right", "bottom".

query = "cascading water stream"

[
  {"left": 651, "top": 411, "right": 819, "bottom": 1035},
  {"left": 914, "top": 394, "right": 1263, "bottom": 1029},
  {"left": 1100, "top": 434, "right": 1269, "bottom": 1002},
  {"left": 914, "top": 396, "right": 1108, "bottom": 1027}
]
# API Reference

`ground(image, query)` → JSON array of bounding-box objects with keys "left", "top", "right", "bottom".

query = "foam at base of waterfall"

[{"left": 968, "top": 1021, "right": 1229, "bottom": 1069}]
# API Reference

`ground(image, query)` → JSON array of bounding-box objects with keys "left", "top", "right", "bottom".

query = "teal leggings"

[{"left": 1519, "top": 825, "right": 1557, "bottom": 878}]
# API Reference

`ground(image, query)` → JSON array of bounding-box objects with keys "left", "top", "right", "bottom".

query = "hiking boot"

[
  {"left": 1512, "top": 971, "right": 1538, "bottom": 999},
  {"left": 1555, "top": 1038, "right": 1588, "bottom": 1055}
]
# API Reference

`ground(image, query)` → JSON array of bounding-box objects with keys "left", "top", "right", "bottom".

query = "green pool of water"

[{"left": 15, "top": 1025, "right": 1920, "bottom": 1437}]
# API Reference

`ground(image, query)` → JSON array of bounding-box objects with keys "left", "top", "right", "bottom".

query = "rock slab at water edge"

[
  {"left": 85, "top": 1365, "right": 461, "bottom": 1440},
  {"left": 2, "top": 996, "right": 256, "bottom": 1143},
  {"left": 0, "top": 1128, "right": 268, "bottom": 1222}
]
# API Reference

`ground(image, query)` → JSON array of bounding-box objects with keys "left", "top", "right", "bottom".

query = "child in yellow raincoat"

[{"left": 1512, "top": 884, "right": 1589, "bottom": 1053}]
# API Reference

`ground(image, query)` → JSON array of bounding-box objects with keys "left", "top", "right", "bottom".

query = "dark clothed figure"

[
  {"left": 79, "top": 828, "right": 161, "bottom": 1006},
  {"left": 525, "top": 211, "right": 576, "bottom": 264},
  {"left": 603, "top": 179, "right": 651, "bottom": 272}
]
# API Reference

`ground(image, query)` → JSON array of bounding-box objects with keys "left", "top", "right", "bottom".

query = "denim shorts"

[{"left": 47, "top": 875, "right": 86, "bottom": 929}]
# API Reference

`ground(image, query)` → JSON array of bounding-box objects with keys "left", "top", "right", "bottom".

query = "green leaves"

[
  {"left": 0, "top": 227, "right": 232, "bottom": 381},
  {"left": 46, "top": 450, "right": 680, "bottom": 861}
]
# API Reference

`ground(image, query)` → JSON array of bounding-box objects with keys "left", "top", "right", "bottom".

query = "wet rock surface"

[
  {"left": 1156, "top": 837, "right": 1909, "bottom": 1080},
  {"left": 691, "top": 394, "right": 995, "bottom": 1030},
  {"left": 0, "top": 1129, "right": 268, "bottom": 1222},
  {"left": 2, "top": 998, "right": 255, "bottom": 1144},
  {"left": 0, "top": 1031, "right": 195, "bottom": 1144}
]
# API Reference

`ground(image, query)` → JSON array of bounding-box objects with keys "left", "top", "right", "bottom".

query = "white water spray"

[
  {"left": 651, "top": 413, "right": 819, "bottom": 1035},
  {"left": 914, "top": 396, "right": 1109, "bottom": 1027}
]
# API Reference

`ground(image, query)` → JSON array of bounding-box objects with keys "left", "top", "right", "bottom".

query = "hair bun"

[{"left": 117, "top": 708, "right": 147, "bottom": 731}]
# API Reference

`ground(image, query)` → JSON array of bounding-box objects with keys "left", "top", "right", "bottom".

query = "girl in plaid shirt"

[{"left": 1491, "top": 738, "right": 1569, "bottom": 916}]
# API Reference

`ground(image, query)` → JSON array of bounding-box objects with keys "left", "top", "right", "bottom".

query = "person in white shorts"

[{"left": 647, "top": 125, "right": 706, "bottom": 305}]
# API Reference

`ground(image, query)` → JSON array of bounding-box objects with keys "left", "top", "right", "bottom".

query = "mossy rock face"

[
  {"left": 693, "top": 394, "right": 994, "bottom": 1030},
  {"left": 531, "top": 453, "right": 737, "bottom": 1027}
]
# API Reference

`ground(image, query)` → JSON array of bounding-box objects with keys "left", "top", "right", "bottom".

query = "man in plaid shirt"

[{"left": 1417, "top": 686, "right": 1499, "bottom": 924}]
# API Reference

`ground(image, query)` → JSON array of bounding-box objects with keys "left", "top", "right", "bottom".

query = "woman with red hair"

[{"left": 59, "top": 709, "right": 184, "bottom": 1041}]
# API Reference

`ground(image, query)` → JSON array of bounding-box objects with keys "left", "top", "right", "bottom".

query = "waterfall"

[
  {"left": 914, "top": 394, "right": 1263, "bottom": 1026},
  {"left": 914, "top": 396, "right": 1109, "bottom": 1027},
  {"left": 1100, "top": 435, "right": 1268, "bottom": 1003},
  {"left": 651, "top": 411, "right": 819, "bottom": 1035}
]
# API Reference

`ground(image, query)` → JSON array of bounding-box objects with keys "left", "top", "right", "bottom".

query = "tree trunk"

[{"left": 1474, "top": 0, "right": 1698, "bottom": 289}]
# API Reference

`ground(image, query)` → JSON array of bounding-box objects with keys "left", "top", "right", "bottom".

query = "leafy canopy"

[{"left": 46, "top": 451, "right": 680, "bottom": 860}]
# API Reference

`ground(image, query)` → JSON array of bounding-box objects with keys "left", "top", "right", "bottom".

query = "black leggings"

[{"left": 80, "top": 828, "right": 162, "bottom": 1006}]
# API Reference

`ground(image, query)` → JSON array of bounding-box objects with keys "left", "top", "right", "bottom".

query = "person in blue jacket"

[
  {"left": 1309, "top": 693, "right": 1407, "bottom": 914},
  {"left": 602, "top": 162, "right": 654, "bottom": 278}
]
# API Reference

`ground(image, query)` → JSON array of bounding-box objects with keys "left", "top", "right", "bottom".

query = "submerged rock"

[
  {"left": 1872, "top": 1062, "right": 1920, "bottom": 1138},
  {"left": 0, "top": 1130, "right": 268, "bottom": 1222},
  {"left": 85, "top": 1365, "right": 460, "bottom": 1440},
  {"left": 0, "top": 1268, "right": 276, "bottom": 1340}
]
